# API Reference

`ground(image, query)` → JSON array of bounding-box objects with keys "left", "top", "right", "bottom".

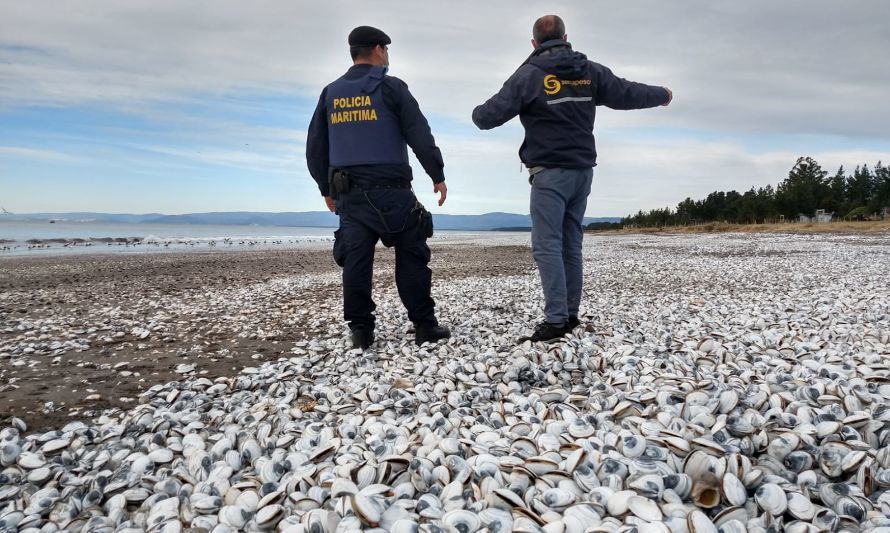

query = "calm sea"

[
  {"left": 0, "top": 220, "right": 514, "bottom": 256},
  {"left": 0, "top": 220, "right": 337, "bottom": 256}
]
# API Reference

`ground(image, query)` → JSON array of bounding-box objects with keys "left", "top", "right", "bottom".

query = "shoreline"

[{"left": 0, "top": 230, "right": 528, "bottom": 258}]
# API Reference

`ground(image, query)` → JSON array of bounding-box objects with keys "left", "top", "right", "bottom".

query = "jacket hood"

[
  {"left": 527, "top": 40, "right": 589, "bottom": 80},
  {"left": 344, "top": 64, "right": 389, "bottom": 93}
]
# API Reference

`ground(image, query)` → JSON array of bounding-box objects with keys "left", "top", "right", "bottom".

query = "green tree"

[
  {"left": 676, "top": 197, "right": 697, "bottom": 225},
  {"left": 776, "top": 156, "right": 828, "bottom": 218},
  {"left": 622, "top": 156, "right": 889, "bottom": 226},
  {"left": 723, "top": 190, "right": 742, "bottom": 221},
  {"left": 873, "top": 162, "right": 890, "bottom": 216},
  {"left": 822, "top": 166, "right": 848, "bottom": 214},
  {"left": 846, "top": 164, "right": 874, "bottom": 211},
  {"left": 756, "top": 185, "right": 779, "bottom": 222},
  {"left": 735, "top": 188, "right": 759, "bottom": 224}
]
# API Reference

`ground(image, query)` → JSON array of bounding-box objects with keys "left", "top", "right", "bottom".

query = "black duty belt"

[{"left": 354, "top": 181, "right": 411, "bottom": 191}]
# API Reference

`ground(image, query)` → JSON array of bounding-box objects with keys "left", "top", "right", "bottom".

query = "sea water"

[{"left": 0, "top": 220, "right": 524, "bottom": 256}]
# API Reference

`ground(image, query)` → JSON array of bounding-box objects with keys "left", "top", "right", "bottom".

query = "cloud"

[
  {"left": 3, "top": 1, "right": 890, "bottom": 137},
  {"left": 2, "top": 0, "right": 890, "bottom": 215},
  {"left": 589, "top": 139, "right": 890, "bottom": 216},
  {"left": 0, "top": 145, "right": 83, "bottom": 162}
]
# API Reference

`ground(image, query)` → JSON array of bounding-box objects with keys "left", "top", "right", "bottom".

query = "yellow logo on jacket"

[{"left": 543, "top": 74, "right": 561, "bottom": 95}]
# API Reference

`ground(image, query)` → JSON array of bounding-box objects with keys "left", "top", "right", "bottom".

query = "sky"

[{"left": 1, "top": 1, "right": 889, "bottom": 217}]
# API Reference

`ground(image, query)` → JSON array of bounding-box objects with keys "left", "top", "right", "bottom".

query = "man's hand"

[
  {"left": 434, "top": 182, "right": 447, "bottom": 206},
  {"left": 663, "top": 88, "right": 673, "bottom": 106},
  {"left": 324, "top": 196, "right": 336, "bottom": 212}
]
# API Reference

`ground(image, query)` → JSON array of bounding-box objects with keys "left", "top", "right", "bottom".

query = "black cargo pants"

[{"left": 332, "top": 187, "right": 438, "bottom": 331}]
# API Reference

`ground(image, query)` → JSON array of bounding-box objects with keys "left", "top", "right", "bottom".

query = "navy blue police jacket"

[
  {"left": 472, "top": 40, "right": 670, "bottom": 169},
  {"left": 306, "top": 64, "right": 445, "bottom": 196}
]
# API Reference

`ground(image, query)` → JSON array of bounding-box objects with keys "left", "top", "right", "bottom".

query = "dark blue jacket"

[
  {"left": 324, "top": 66, "right": 409, "bottom": 167},
  {"left": 306, "top": 64, "right": 445, "bottom": 196},
  {"left": 472, "top": 40, "right": 670, "bottom": 169}
]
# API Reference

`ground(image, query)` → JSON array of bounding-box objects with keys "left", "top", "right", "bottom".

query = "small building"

[{"left": 798, "top": 209, "right": 833, "bottom": 223}]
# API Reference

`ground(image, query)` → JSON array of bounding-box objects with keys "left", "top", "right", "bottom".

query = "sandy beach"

[
  {"left": 3, "top": 232, "right": 888, "bottom": 433},
  {"left": 0, "top": 242, "right": 535, "bottom": 431}
]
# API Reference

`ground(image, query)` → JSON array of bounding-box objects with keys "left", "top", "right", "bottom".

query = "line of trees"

[{"left": 622, "top": 157, "right": 890, "bottom": 227}]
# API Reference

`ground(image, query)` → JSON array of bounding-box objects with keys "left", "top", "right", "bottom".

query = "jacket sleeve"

[
  {"left": 472, "top": 65, "right": 536, "bottom": 130},
  {"left": 593, "top": 63, "right": 670, "bottom": 110},
  {"left": 384, "top": 78, "right": 446, "bottom": 184},
  {"left": 305, "top": 89, "right": 330, "bottom": 196}
]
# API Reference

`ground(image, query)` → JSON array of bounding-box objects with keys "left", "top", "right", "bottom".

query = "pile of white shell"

[{"left": 3, "top": 232, "right": 890, "bottom": 533}]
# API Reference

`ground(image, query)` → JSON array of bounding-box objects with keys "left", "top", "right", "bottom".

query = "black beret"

[{"left": 348, "top": 26, "right": 391, "bottom": 47}]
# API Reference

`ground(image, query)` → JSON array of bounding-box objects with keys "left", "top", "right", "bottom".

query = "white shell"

[
  {"left": 787, "top": 491, "right": 816, "bottom": 521},
  {"left": 606, "top": 490, "right": 635, "bottom": 517},
  {"left": 754, "top": 483, "right": 788, "bottom": 516},
  {"left": 722, "top": 472, "right": 747, "bottom": 507},
  {"left": 627, "top": 495, "right": 662, "bottom": 522}
]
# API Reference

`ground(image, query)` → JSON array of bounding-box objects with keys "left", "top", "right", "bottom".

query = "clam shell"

[
  {"left": 787, "top": 491, "right": 816, "bottom": 521},
  {"left": 721, "top": 472, "right": 747, "bottom": 507},
  {"left": 255, "top": 504, "right": 285, "bottom": 527},
  {"left": 627, "top": 495, "right": 662, "bottom": 522},
  {"left": 17, "top": 452, "right": 45, "bottom": 469},
  {"left": 606, "top": 490, "right": 635, "bottom": 517},
  {"left": 686, "top": 510, "right": 718, "bottom": 533},
  {"left": 442, "top": 509, "right": 481, "bottom": 532},
  {"left": 40, "top": 438, "right": 71, "bottom": 454},
  {"left": 541, "top": 488, "right": 576, "bottom": 510},
  {"left": 218, "top": 505, "right": 250, "bottom": 528},
  {"left": 691, "top": 474, "right": 721, "bottom": 508},
  {"left": 713, "top": 506, "right": 747, "bottom": 527},
  {"left": 754, "top": 483, "right": 787, "bottom": 516}
]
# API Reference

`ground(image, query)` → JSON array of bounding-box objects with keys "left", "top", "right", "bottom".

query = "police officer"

[
  {"left": 472, "top": 15, "right": 672, "bottom": 342},
  {"left": 306, "top": 26, "right": 451, "bottom": 349}
]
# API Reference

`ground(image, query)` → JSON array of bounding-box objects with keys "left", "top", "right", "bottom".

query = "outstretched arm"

[
  {"left": 594, "top": 64, "right": 671, "bottom": 110},
  {"left": 472, "top": 66, "right": 534, "bottom": 130}
]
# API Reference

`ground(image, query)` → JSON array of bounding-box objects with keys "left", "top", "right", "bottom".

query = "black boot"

[
  {"left": 519, "top": 321, "right": 570, "bottom": 343},
  {"left": 350, "top": 326, "right": 375, "bottom": 350},
  {"left": 415, "top": 324, "right": 451, "bottom": 346},
  {"left": 567, "top": 315, "right": 581, "bottom": 329}
]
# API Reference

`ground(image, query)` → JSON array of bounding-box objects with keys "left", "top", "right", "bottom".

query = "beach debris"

[{"left": 1, "top": 233, "right": 889, "bottom": 531}]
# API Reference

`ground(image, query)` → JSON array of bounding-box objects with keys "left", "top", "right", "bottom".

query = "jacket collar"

[
  {"left": 537, "top": 39, "right": 571, "bottom": 52},
  {"left": 345, "top": 63, "right": 388, "bottom": 78},
  {"left": 522, "top": 39, "right": 572, "bottom": 65},
  {"left": 342, "top": 64, "right": 389, "bottom": 93}
]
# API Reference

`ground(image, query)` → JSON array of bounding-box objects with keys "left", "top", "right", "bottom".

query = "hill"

[{"left": 8, "top": 211, "right": 620, "bottom": 231}]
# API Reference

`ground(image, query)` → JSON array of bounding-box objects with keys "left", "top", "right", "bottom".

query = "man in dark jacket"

[
  {"left": 306, "top": 26, "right": 451, "bottom": 349},
  {"left": 473, "top": 15, "right": 672, "bottom": 342}
]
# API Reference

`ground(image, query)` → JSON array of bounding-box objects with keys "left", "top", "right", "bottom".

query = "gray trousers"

[{"left": 529, "top": 167, "right": 594, "bottom": 324}]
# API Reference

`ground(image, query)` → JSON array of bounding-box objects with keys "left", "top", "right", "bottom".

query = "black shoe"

[
  {"left": 520, "top": 321, "right": 570, "bottom": 343},
  {"left": 567, "top": 315, "right": 581, "bottom": 329},
  {"left": 350, "top": 327, "right": 375, "bottom": 349},
  {"left": 415, "top": 324, "right": 451, "bottom": 346}
]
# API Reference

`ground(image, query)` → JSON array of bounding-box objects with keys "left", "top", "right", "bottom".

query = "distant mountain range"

[{"left": 3, "top": 211, "right": 620, "bottom": 231}]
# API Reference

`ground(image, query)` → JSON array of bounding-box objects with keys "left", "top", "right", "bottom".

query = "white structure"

[
  {"left": 799, "top": 209, "right": 833, "bottom": 223},
  {"left": 815, "top": 209, "right": 833, "bottom": 223}
]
